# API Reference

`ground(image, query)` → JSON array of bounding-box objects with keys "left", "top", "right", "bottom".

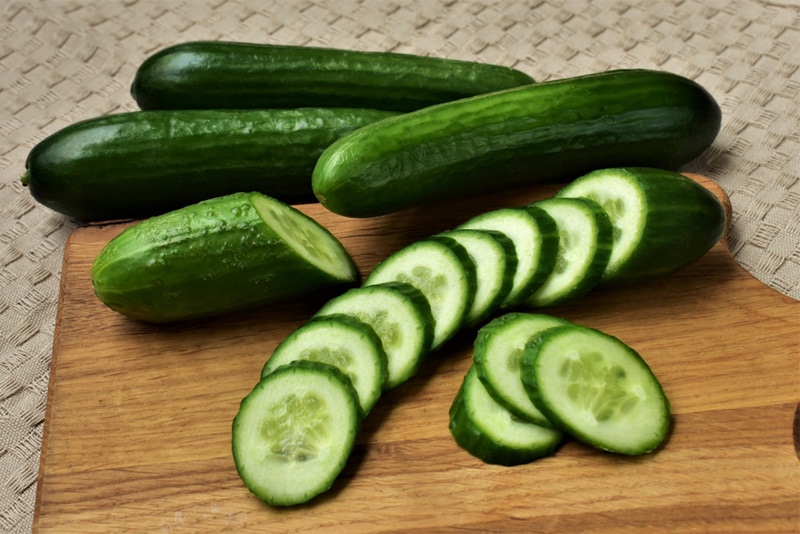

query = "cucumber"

[
  {"left": 457, "top": 206, "right": 558, "bottom": 308},
  {"left": 232, "top": 360, "right": 361, "bottom": 506},
  {"left": 131, "top": 41, "right": 535, "bottom": 112},
  {"left": 555, "top": 167, "right": 727, "bottom": 284},
  {"left": 472, "top": 313, "right": 571, "bottom": 427},
  {"left": 449, "top": 365, "right": 564, "bottom": 466},
  {"left": 364, "top": 238, "right": 476, "bottom": 350},
  {"left": 22, "top": 107, "right": 396, "bottom": 222},
  {"left": 260, "top": 314, "right": 388, "bottom": 414},
  {"left": 312, "top": 69, "right": 721, "bottom": 217},
  {"left": 524, "top": 198, "right": 613, "bottom": 307},
  {"left": 314, "top": 282, "right": 434, "bottom": 389},
  {"left": 430, "top": 230, "right": 515, "bottom": 327},
  {"left": 91, "top": 192, "right": 356, "bottom": 323},
  {"left": 520, "top": 324, "right": 671, "bottom": 455}
]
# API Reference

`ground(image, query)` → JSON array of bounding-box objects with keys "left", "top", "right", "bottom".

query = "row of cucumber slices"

[{"left": 232, "top": 167, "right": 726, "bottom": 506}]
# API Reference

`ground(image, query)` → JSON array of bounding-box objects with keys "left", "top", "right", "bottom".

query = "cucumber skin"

[
  {"left": 449, "top": 367, "right": 563, "bottom": 466},
  {"left": 23, "top": 107, "right": 396, "bottom": 222},
  {"left": 557, "top": 168, "right": 727, "bottom": 285},
  {"left": 91, "top": 192, "right": 356, "bottom": 323},
  {"left": 131, "top": 41, "right": 535, "bottom": 112},
  {"left": 312, "top": 69, "right": 722, "bottom": 218}
]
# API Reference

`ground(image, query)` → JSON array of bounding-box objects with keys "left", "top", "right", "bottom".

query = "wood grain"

[{"left": 35, "top": 177, "right": 799, "bottom": 533}]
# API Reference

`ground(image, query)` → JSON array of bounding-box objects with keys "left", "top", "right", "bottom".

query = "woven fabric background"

[{"left": 0, "top": 0, "right": 797, "bottom": 531}]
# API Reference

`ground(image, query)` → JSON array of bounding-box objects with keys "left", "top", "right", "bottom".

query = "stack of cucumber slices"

[
  {"left": 451, "top": 313, "right": 671, "bottom": 466},
  {"left": 232, "top": 167, "right": 726, "bottom": 506}
]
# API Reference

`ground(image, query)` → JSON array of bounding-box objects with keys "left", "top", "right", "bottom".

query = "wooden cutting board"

[{"left": 34, "top": 176, "right": 799, "bottom": 533}]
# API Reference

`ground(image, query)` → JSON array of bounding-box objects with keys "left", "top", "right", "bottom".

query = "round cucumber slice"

[
  {"left": 473, "top": 313, "right": 570, "bottom": 427},
  {"left": 521, "top": 324, "right": 671, "bottom": 455},
  {"left": 449, "top": 366, "right": 564, "bottom": 466},
  {"left": 524, "top": 197, "right": 613, "bottom": 307},
  {"left": 364, "top": 238, "right": 476, "bottom": 349},
  {"left": 432, "top": 229, "right": 515, "bottom": 326},
  {"left": 233, "top": 360, "right": 361, "bottom": 506},
  {"left": 261, "top": 314, "right": 388, "bottom": 414},
  {"left": 457, "top": 206, "right": 558, "bottom": 307},
  {"left": 315, "top": 282, "right": 434, "bottom": 389}
]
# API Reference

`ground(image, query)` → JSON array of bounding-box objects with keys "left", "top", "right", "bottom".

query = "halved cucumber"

[
  {"left": 232, "top": 360, "right": 361, "bottom": 506},
  {"left": 315, "top": 282, "right": 434, "bottom": 389},
  {"left": 473, "top": 313, "right": 571, "bottom": 427},
  {"left": 364, "top": 237, "right": 476, "bottom": 349},
  {"left": 449, "top": 365, "right": 564, "bottom": 466},
  {"left": 457, "top": 206, "right": 558, "bottom": 308},
  {"left": 521, "top": 324, "right": 671, "bottom": 455},
  {"left": 431, "top": 229, "right": 515, "bottom": 326},
  {"left": 555, "top": 167, "right": 726, "bottom": 284},
  {"left": 91, "top": 192, "right": 357, "bottom": 323},
  {"left": 524, "top": 198, "right": 613, "bottom": 307},
  {"left": 261, "top": 314, "right": 387, "bottom": 414}
]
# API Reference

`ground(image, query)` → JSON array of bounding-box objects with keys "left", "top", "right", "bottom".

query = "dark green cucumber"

[
  {"left": 555, "top": 167, "right": 727, "bottom": 284},
  {"left": 131, "top": 41, "right": 535, "bottom": 112},
  {"left": 312, "top": 69, "right": 721, "bottom": 217},
  {"left": 91, "top": 192, "right": 357, "bottom": 323},
  {"left": 22, "top": 107, "right": 396, "bottom": 222}
]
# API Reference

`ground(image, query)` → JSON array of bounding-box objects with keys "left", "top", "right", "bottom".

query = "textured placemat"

[{"left": 1, "top": 1, "right": 797, "bottom": 532}]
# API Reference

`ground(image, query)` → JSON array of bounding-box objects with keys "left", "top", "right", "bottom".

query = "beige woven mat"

[{"left": 1, "top": 0, "right": 798, "bottom": 531}]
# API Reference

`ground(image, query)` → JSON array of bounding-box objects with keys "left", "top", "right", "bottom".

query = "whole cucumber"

[
  {"left": 22, "top": 107, "right": 396, "bottom": 222},
  {"left": 311, "top": 69, "right": 722, "bottom": 218},
  {"left": 91, "top": 192, "right": 357, "bottom": 323},
  {"left": 131, "top": 41, "right": 535, "bottom": 112}
]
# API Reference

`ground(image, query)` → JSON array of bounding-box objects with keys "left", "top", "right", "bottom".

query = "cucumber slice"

[
  {"left": 431, "top": 229, "right": 515, "bottom": 326},
  {"left": 261, "top": 314, "right": 387, "bottom": 414},
  {"left": 521, "top": 324, "right": 671, "bottom": 455},
  {"left": 473, "top": 313, "right": 571, "bottom": 427},
  {"left": 524, "top": 198, "right": 613, "bottom": 307},
  {"left": 555, "top": 167, "right": 726, "bottom": 284},
  {"left": 364, "top": 237, "right": 476, "bottom": 349},
  {"left": 449, "top": 366, "right": 564, "bottom": 466},
  {"left": 315, "top": 282, "right": 434, "bottom": 389},
  {"left": 457, "top": 206, "right": 558, "bottom": 308},
  {"left": 233, "top": 360, "right": 361, "bottom": 506}
]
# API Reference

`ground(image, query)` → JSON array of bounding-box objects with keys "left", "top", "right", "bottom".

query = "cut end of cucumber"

[{"left": 252, "top": 193, "right": 356, "bottom": 282}]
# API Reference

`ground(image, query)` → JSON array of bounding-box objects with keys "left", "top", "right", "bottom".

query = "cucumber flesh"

[
  {"left": 521, "top": 324, "right": 671, "bottom": 455},
  {"left": 524, "top": 198, "right": 613, "bottom": 307},
  {"left": 364, "top": 238, "right": 476, "bottom": 349},
  {"left": 253, "top": 194, "right": 355, "bottom": 282},
  {"left": 555, "top": 167, "right": 726, "bottom": 284},
  {"left": 232, "top": 360, "right": 361, "bottom": 506},
  {"left": 449, "top": 366, "right": 564, "bottom": 466},
  {"left": 473, "top": 313, "right": 571, "bottom": 427},
  {"left": 261, "top": 314, "right": 388, "bottom": 414},
  {"left": 431, "top": 229, "right": 515, "bottom": 326},
  {"left": 457, "top": 206, "right": 558, "bottom": 308},
  {"left": 315, "top": 282, "right": 434, "bottom": 389}
]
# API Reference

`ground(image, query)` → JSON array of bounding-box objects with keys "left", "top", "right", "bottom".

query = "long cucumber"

[
  {"left": 22, "top": 107, "right": 396, "bottom": 222},
  {"left": 131, "top": 41, "right": 535, "bottom": 112},
  {"left": 312, "top": 69, "right": 721, "bottom": 217}
]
